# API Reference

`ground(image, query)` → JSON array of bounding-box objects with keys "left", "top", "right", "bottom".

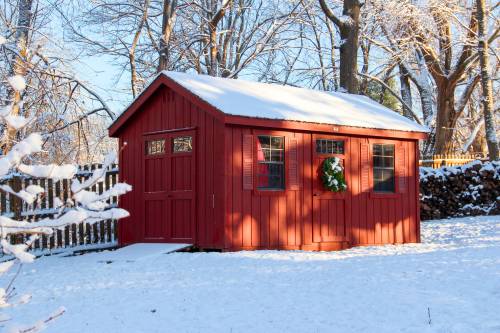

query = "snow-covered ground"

[{"left": 7, "top": 215, "right": 500, "bottom": 333}]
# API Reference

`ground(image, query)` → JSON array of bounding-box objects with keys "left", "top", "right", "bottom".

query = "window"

[
  {"left": 316, "top": 139, "right": 344, "bottom": 154},
  {"left": 172, "top": 136, "right": 192, "bottom": 153},
  {"left": 146, "top": 139, "right": 165, "bottom": 155},
  {"left": 373, "top": 144, "right": 395, "bottom": 192},
  {"left": 256, "top": 136, "right": 284, "bottom": 190}
]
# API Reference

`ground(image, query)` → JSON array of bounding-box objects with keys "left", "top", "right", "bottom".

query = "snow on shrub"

[
  {"left": 420, "top": 160, "right": 500, "bottom": 220},
  {"left": 0, "top": 72, "right": 132, "bottom": 331}
]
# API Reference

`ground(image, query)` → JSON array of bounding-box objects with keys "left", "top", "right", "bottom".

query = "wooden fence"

[
  {"left": 419, "top": 153, "right": 487, "bottom": 168},
  {"left": 1, "top": 164, "right": 119, "bottom": 255}
]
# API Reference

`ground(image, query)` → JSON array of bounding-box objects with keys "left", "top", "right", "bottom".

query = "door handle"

[{"left": 313, "top": 193, "right": 321, "bottom": 197}]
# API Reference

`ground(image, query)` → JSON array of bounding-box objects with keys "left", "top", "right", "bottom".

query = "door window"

[
  {"left": 316, "top": 139, "right": 344, "bottom": 154},
  {"left": 172, "top": 136, "right": 192, "bottom": 153},
  {"left": 146, "top": 139, "right": 165, "bottom": 155}
]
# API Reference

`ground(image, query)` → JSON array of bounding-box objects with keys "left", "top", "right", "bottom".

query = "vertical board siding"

[
  {"left": 118, "top": 86, "right": 224, "bottom": 248},
  {"left": 224, "top": 129, "right": 420, "bottom": 251},
  {"left": 116, "top": 83, "right": 420, "bottom": 251}
]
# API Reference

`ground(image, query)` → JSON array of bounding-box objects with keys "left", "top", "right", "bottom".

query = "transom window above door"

[
  {"left": 173, "top": 136, "right": 192, "bottom": 153},
  {"left": 256, "top": 136, "right": 284, "bottom": 190},
  {"left": 316, "top": 139, "right": 344, "bottom": 154},
  {"left": 146, "top": 139, "right": 165, "bottom": 155}
]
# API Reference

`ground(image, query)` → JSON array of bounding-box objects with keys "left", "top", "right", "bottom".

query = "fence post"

[{"left": 9, "top": 175, "right": 23, "bottom": 244}]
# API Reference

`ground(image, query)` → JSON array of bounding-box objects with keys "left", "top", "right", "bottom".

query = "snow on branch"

[
  {"left": 0, "top": 70, "right": 132, "bottom": 331},
  {"left": 18, "top": 164, "right": 77, "bottom": 181},
  {"left": 0, "top": 184, "right": 44, "bottom": 205},
  {"left": 7, "top": 75, "right": 27, "bottom": 92},
  {"left": 71, "top": 152, "right": 116, "bottom": 193},
  {"left": 0, "top": 133, "right": 43, "bottom": 177}
]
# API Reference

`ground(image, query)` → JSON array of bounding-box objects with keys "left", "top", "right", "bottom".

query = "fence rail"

[
  {"left": 1, "top": 164, "right": 119, "bottom": 255},
  {"left": 419, "top": 153, "right": 488, "bottom": 168}
]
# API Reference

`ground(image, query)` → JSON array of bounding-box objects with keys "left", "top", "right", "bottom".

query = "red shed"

[{"left": 109, "top": 71, "right": 428, "bottom": 251}]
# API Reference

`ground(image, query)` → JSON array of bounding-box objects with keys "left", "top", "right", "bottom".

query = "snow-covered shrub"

[
  {"left": 420, "top": 160, "right": 500, "bottom": 220},
  {"left": 0, "top": 73, "right": 131, "bottom": 331}
]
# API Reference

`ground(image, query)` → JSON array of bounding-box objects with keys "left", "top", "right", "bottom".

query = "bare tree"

[
  {"left": 0, "top": 0, "right": 116, "bottom": 163},
  {"left": 475, "top": 0, "right": 499, "bottom": 160},
  {"left": 369, "top": 0, "right": 499, "bottom": 155},
  {"left": 318, "top": 0, "right": 361, "bottom": 93}
]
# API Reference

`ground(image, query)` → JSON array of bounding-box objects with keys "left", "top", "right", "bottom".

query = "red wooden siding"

[
  {"left": 113, "top": 77, "right": 421, "bottom": 251},
  {"left": 223, "top": 127, "right": 420, "bottom": 251},
  {"left": 117, "top": 86, "right": 225, "bottom": 248}
]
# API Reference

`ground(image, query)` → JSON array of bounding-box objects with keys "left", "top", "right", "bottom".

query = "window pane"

[
  {"left": 383, "top": 145, "right": 394, "bottom": 155},
  {"left": 257, "top": 175, "right": 270, "bottom": 188},
  {"left": 257, "top": 135, "right": 285, "bottom": 190},
  {"left": 173, "top": 136, "right": 192, "bottom": 153},
  {"left": 373, "top": 156, "right": 383, "bottom": 168},
  {"left": 374, "top": 169, "right": 395, "bottom": 192},
  {"left": 326, "top": 140, "right": 332, "bottom": 152},
  {"left": 258, "top": 164, "right": 283, "bottom": 177},
  {"left": 269, "top": 176, "right": 284, "bottom": 189},
  {"left": 146, "top": 139, "right": 165, "bottom": 155},
  {"left": 269, "top": 164, "right": 283, "bottom": 176},
  {"left": 271, "top": 150, "right": 283, "bottom": 162},
  {"left": 257, "top": 164, "right": 269, "bottom": 174},
  {"left": 271, "top": 136, "right": 283, "bottom": 149},
  {"left": 316, "top": 139, "right": 344, "bottom": 154},
  {"left": 373, "top": 144, "right": 395, "bottom": 193},
  {"left": 260, "top": 148, "right": 270, "bottom": 161},
  {"left": 258, "top": 136, "right": 270, "bottom": 149},
  {"left": 383, "top": 156, "right": 394, "bottom": 168},
  {"left": 373, "top": 168, "right": 384, "bottom": 181}
]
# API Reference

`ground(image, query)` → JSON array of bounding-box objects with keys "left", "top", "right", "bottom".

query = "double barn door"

[
  {"left": 143, "top": 130, "right": 195, "bottom": 243},
  {"left": 312, "top": 134, "right": 350, "bottom": 247}
]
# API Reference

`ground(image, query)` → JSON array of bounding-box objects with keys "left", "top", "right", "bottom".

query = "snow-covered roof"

[{"left": 162, "top": 71, "right": 429, "bottom": 133}]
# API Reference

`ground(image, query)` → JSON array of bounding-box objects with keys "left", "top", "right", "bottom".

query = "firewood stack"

[{"left": 420, "top": 160, "right": 500, "bottom": 220}]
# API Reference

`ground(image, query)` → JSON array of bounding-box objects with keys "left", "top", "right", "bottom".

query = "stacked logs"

[{"left": 420, "top": 160, "right": 500, "bottom": 220}]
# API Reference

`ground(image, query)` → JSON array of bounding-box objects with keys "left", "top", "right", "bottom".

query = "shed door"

[
  {"left": 312, "top": 135, "right": 350, "bottom": 243},
  {"left": 143, "top": 130, "right": 196, "bottom": 243}
]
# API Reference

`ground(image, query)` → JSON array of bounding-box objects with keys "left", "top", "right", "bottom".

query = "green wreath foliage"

[{"left": 321, "top": 157, "right": 347, "bottom": 192}]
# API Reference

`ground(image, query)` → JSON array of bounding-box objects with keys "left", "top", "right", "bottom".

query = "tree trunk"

[
  {"left": 207, "top": 1, "right": 231, "bottom": 76},
  {"left": 359, "top": 42, "right": 369, "bottom": 94},
  {"left": 399, "top": 65, "right": 412, "bottom": 119},
  {"left": 208, "top": 25, "right": 218, "bottom": 76},
  {"left": 2, "top": 0, "right": 33, "bottom": 154},
  {"left": 158, "top": 0, "right": 177, "bottom": 72},
  {"left": 476, "top": 0, "right": 499, "bottom": 160},
  {"left": 338, "top": 0, "right": 360, "bottom": 93},
  {"left": 434, "top": 82, "right": 458, "bottom": 154},
  {"left": 319, "top": 0, "right": 360, "bottom": 94}
]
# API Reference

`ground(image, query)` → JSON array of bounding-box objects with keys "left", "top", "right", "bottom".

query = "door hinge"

[{"left": 212, "top": 193, "right": 215, "bottom": 208}]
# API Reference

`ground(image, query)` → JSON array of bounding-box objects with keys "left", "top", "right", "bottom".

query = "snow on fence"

[
  {"left": 1, "top": 164, "right": 119, "bottom": 255},
  {"left": 419, "top": 153, "right": 488, "bottom": 168}
]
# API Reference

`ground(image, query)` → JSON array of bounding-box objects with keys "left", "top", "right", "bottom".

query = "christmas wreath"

[{"left": 321, "top": 157, "right": 347, "bottom": 192}]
